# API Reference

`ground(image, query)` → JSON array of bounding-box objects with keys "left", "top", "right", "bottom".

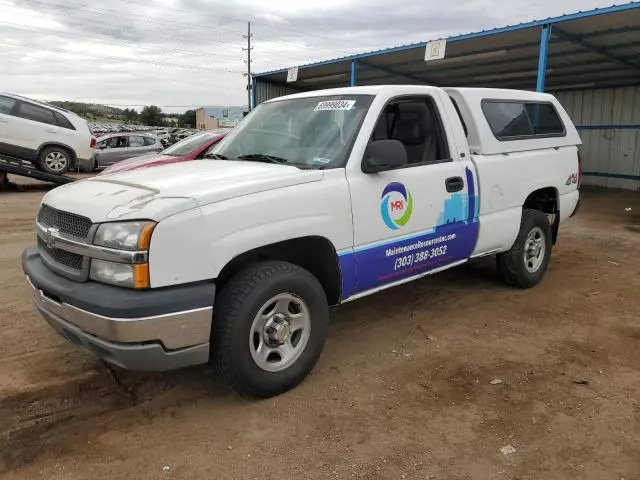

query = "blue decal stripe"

[
  {"left": 465, "top": 167, "right": 476, "bottom": 221},
  {"left": 349, "top": 221, "right": 479, "bottom": 296},
  {"left": 339, "top": 253, "right": 357, "bottom": 299}
]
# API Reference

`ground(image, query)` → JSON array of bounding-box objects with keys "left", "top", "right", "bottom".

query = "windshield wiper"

[
  {"left": 236, "top": 154, "right": 289, "bottom": 164},
  {"left": 205, "top": 153, "right": 229, "bottom": 159}
]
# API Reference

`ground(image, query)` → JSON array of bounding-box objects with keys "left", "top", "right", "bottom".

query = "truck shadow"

[
  {"left": 331, "top": 255, "right": 501, "bottom": 326},
  {"left": 0, "top": 257, "right": 500, "bottom": 473},
  {"left": 0, "top": 362, "right": 230, "bottom": 473}
]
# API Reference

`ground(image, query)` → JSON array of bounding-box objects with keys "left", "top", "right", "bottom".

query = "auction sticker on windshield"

[{"left": 314, "top": 100, "right": 356, "bottom": 111}]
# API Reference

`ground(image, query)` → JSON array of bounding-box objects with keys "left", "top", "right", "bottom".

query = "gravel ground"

[{"left": 1, "top": 176, "right": 639, "bottom": 480}]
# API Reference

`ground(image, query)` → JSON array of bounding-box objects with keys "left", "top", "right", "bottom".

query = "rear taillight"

[
  {"left": 90, "top": 137, "right": 97, "bottom": 149},
  {"left": 577, "top": 151, "right": 583, "bottom": 188}
]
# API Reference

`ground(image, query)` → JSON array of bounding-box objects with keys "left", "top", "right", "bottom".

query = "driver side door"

[{"left": 344, "top": 94, "right": 479, "bottom": 297}]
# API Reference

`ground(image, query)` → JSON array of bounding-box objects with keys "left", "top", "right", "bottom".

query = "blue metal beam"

[
  {"left": 350, "top": 59, "right": 357, "bottom": 86},
  {"left": 537, "top": 25, "right": 551, "bottom": 92},
  {"left": 356, "top": 34, "right": 640, "bottom": 85},
  {"left": 552, "top": 26, "right": 640, "bottom": 74},
  {"left": 357, "top": 60, "right": 437, "bottom": 85},
  {"left": 375, "top": 36, "right": 640, "bottom": 73},
  {"left": 251, "top": 75, "right": 257, "bottom": 109},
  {"left": 254, "top": 2, "right": 640, "bottom": 78}
]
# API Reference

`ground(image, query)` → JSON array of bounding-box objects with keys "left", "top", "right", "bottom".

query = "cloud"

[{"left": 0, "top": 0, "right": 620, "bottom": 111}]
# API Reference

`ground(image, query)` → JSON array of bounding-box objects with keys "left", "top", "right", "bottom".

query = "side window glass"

[
  {"left": 0, "top": 96, "right": 16, "bottom": 115},
  {"left": 54, "top": 112, "right": 75, "bottom": 130},
  {"left": 526, "top": 103, "right": 565, "bottom": 135},
  {"left": 106, "top": 137, "right": 126, "bottom": 148},
  {"left": 371, "top": 97, "right": 450, "bottom": 166},
  {"left": 129, "top": 136, "right": 145, "bottom": 147},
  {"left": 482, "top": 102, "right": 532, "bottom": 139},
  {"left": 16, "top": 102, "right": 57, "bottom": 125},
  {"left": 142, "top": 136, "right": 156, "bottom": 146},
  {"left": 482, "top": 101, "right": 565, "bottom": 140}
]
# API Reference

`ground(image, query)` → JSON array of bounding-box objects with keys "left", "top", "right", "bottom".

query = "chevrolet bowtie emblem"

[{"left": 45, "top": 227, "right": 59, "bottom": 249}]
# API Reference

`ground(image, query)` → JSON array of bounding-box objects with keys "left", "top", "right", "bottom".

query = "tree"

[
  {"left": 140, "top": 105, "right": 164, "bottom": 126},
  {"left": 182, "top": 109, "right": 196, "bottom": 128},
  {"left": 122, "top": 108, "right": 139, "bottom": 122}
]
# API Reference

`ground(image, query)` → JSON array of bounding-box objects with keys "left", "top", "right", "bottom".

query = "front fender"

[{"left": 148, "top": 172, "right": 354, "bottom": 288}]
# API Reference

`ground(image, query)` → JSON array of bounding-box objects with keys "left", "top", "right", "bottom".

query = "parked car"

[
  {"left": 92, "top": 133, "right": 163, "bottom": 169},
  {"left": 23, "top": 86, "right": 581, "bottom": 398},
  {"left": 99, "top": 128, "right": 231, "bottom": 175},
  {"left": 0, "top": 92, "right": 96, "bottom": 174}
]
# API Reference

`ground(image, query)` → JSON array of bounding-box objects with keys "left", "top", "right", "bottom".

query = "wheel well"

[
  {"left": 523, "top": 187, "right": 559, "bottom": 243},
  {"left": 37, "top": 143, "right": 77, "bottom": 163},
  {"left": 217, "top": 236, "right": 342, "bottom": 306}
]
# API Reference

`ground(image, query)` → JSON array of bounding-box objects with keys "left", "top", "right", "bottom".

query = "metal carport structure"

[{"left": 253, "top": 2, "right": 640, "bottom": 189}]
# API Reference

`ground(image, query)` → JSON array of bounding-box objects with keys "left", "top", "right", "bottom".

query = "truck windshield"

[{"left": 211, "top": 95, "right": 374, "bottom": 169}]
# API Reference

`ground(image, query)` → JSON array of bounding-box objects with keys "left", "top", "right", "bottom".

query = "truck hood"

[{"left": 42, "top": 161, "right": 324, "bottom": 222}]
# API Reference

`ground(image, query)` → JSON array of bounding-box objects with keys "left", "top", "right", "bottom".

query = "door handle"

[{"left": 445, "top": 176, "right": 464, "bottom": 193}]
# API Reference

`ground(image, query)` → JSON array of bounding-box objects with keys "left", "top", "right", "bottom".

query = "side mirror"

[{"left": 362, "top": 139, "right": 407, "bottom": 174}]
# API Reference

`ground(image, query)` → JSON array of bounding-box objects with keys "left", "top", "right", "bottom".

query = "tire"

[
  {"left": 38, "top": 146, "right": 72, "bottom": 174},
  {"left": 213, "top": 261, "right": 329, "bottom": 398},
  {"left": 497, "top": 208, "right": 553, "bottom": 289}
]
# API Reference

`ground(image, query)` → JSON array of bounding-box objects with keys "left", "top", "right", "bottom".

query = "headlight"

[
  {"left": 90, "top": 259, "right": 150, "bottom": 289},
  {"left": 91, "top": 221, "right": 154, "bottom": 289},
  {"left": 94, "top": 221, "right": 155, "bottom": 250}
]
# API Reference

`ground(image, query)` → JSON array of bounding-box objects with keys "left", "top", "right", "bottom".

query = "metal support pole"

[
  {"left": 251, "top": 75, "right": 257, "bottom": 110},
  {"left": 243, "top": 22, "right": 253, "bottom": 111},
  {"left": 350, "top": 59, "right": 357, "bottom": 86},
  {"left": 536, "top": 25, "right": 551, "bottom": 92}
]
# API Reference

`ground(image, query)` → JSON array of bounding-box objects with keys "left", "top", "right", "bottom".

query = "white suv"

[{"left": 0, "top": 93, "right": 96, "bottom": 174}]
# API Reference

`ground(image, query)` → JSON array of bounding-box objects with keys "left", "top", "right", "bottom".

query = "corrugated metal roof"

[{"left": 255, "top": 2, "right": 640, "bottom": 93}]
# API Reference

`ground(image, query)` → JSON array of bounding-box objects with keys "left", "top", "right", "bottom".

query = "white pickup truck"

[{"left": 23, "top": 86, "right": 582, "bottom": 397}]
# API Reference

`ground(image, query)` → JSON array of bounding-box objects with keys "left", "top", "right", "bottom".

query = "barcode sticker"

[{"left": 314, "top": 100, "right": 356, "bottom": 111}]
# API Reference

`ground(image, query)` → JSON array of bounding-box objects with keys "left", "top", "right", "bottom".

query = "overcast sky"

[{"left": 0, "top": 0, "right": 620, "bottom": 112}]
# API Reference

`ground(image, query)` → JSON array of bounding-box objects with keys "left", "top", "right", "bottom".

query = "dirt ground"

[{"left": 1, "top": 175, "right": 639, "bottom": 480}]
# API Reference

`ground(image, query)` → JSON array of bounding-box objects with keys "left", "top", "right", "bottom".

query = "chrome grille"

[
  {"left": 38, "top": 237, "right": 83, "bottom": 271},
  {"left": 37, "top": 204, "right": 92, "bottom": 240}
]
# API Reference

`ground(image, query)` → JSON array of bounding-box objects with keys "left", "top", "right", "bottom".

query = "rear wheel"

[
  {"left": 39, "top": 146, "right": 72, "bottom": 174},
  {"left": 213, "top": 261, "right": 329, "bottom": 398},
  {"left": 497, "top": 209, "right": 552, "bottom": 288}
]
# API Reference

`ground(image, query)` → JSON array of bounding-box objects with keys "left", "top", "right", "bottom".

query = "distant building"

[{"left": 195, "top": 106, "right": 246, "bottom": 130}]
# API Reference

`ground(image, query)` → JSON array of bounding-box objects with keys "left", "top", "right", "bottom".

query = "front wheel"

[
  {"left": 213, "top": 261, "right": 329, "bottom": 398},
  {"left": 497, "top": 209, "right": 553, "bottom": 288}
]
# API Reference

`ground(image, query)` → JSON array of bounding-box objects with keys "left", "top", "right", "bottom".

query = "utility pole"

[{"left": 243, "top": 21, "right": 253, "bottom": 111}]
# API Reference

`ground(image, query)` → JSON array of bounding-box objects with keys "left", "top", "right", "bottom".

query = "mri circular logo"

[{"left": 380, "top": 182, "right": 413, "bottom": 230}]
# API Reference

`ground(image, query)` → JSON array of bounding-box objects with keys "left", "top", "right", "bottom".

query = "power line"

[
  {"left": 1, "top": 0, "right": 248, "bottom": 51},
  {"left": 0, "top": 18, "right": 281, "bottom": 68},
  {"left": 115, "top": 0, "right": 383, "bottom": 50},
  {"left": 0, "top": 22, "right": 239, "bottom": 62},
  {"left": 0, "top": 39, "right": 243, "bottom": 73},
  {"left": 15, "top": 0, "right": 246, "bottom": 40},
  {"left": 2, "top": 67, "right": 245, "bottom": 93},
  {"left": 8, "top": 0, "right": 370, "bottom": 57}
]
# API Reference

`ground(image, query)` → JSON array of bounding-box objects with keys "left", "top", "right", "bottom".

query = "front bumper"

[
  {"left": 23, "top": 248, "right": 215, "bottom": 371},
  {"left": 77, "top": 156, "right": 94, "bottom": 171}
]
